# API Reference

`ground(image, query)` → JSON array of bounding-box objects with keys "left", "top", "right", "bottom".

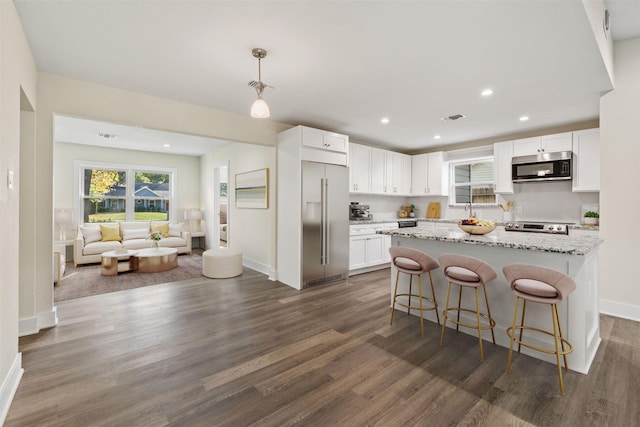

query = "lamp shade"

[
  {"left": 250, "top": 98, "right": 270, "bottom": 118},
  {"left": 54, "top": 209, "right": 73, "bottom": 224},
  {"left": 184, "top": 209, "right": 203, "bottom": 221}
]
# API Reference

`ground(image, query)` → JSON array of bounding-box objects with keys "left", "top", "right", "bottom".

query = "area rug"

[{"left": 55, "top": 250, "right": 204, "bottom": 302}]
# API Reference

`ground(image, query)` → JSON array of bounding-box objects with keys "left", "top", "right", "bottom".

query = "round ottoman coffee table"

[
  {"left": 133, "top": 247, "right": 178, "bottom": 273},
  {"left": 202, "top": 248, "right": 243, "bottom": 278}
]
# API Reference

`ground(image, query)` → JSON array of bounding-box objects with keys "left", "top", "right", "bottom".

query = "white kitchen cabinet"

[
  {"left": 369, "top": 148, "right": 409, "bottom": 195},
  {"left": 349, "top": 222, "right": 396, "bottom": 271},
  {"left": 513, "top": 132, "right": 573, "bottom": 156},
  {"left": 572, "top": 128, "right": 600, "bottom": 192},
  {"left": 388, "top": 151, "right": 408, "bottom": 195},
  {"left": 301, "top": 126, "right": 348, "bottom": 154},
  {"left": 370, "top": 147, "right": 387, "bottom": 194},
  {"left": 493, "top": 140, "right": 514, "bottom": 194},
  {"left": 349, "top": 235, "right": 367, "bottom": 270},
  {"left": 402, "top": 155, "right": 412, "bottom": 195},
  {"left": 365, "top": 234, "right": 385, "bottom": 265},
  {"left": 411, "top": 151, "right": 447, "bottom": 196},
  {"left": 349, "top": 232, "right": 384, "bottom": 270},
  {"left": 349, "top": 143, "right": 371, "bottom": 193}
]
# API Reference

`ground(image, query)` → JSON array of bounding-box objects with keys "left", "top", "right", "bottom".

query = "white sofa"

[
  {"left": 74, "top": 221, "right": 191, "bottom": 266},
  {"left": 53, "top": 243, "right": 66, "bottom": 283}
]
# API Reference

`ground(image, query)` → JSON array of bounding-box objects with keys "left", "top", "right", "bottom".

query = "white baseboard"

[
  {"left": 19, "top": 306, "right": 58, "bottom": 337},
  {"left": 600, "top": 299, "right": 640, "bottom": 322},
  {"left": 242, "top": 258, "right": 277, "bottom": 281},
  {"left": 0, "top": 353, "right": 23, "bottom": 425},
  {"left": 348, "top": 263, "right": 391, "bottom": 276}
]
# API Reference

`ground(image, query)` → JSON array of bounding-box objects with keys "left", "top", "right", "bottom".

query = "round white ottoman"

[{"left": 202, "top": 248, "right": 243, "bottom": 278}]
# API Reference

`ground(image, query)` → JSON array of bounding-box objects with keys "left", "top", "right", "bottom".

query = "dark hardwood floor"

[{"left": 5, "top": 267, "right": 639, "bottom": 426}]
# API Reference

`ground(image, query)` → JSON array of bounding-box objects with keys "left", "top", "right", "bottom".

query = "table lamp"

[
  {"left": 54, "top": 209, "right": 73, "bottom": 240},
  {"left": 184, "top": 209, "right": 203, "bottom": 233}
]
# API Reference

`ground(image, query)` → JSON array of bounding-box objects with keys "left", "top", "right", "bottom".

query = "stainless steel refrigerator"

[{"left": 301, "top": 161, "right": 349, "bottom": 287}]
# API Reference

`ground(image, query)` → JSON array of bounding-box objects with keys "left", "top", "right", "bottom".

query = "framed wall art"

[{"left": 235, "top": 168, "right": 268, "bottom": 208}]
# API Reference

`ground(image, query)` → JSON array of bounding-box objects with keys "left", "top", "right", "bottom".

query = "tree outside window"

[
  {"left": 82, "top": 168, "right": 126, "bottom": 223},
  {"left": 80, "top": 164, "right": 174, "bottom": 223}
]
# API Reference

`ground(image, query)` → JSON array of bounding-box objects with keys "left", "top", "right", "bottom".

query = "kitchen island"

[{"left": 378, "top": 224, "right": 602, "bottom": 374}]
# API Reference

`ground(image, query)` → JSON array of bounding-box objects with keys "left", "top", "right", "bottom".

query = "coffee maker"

[{"left": 349, "top": 202, "right": 371, "bottom": 220}]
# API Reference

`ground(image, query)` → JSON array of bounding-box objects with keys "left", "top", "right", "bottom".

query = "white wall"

[
  {"left": 202, "top": 143, "right": 276, "bottom": 277},
  {"left": 599, "top": 37, "right": 640, "bottom": 320},
  {"left": 53, "top": 141, "right": 201, "bottom": 227},
  {"left": 0, "top": 2, "right": 37, "bottom": 423}
]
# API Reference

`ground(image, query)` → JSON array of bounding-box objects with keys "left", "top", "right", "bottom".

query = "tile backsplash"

[{"left": 350, "top": 180, "right": 599, "bottom": 224}]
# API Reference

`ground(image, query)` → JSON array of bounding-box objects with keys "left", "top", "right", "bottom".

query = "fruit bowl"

[
  {"left": 458, "top": 224, "right": 496, "bottom": 235},
  {"left": 458, "top": 219, "right": 496, "bottom": 235}
]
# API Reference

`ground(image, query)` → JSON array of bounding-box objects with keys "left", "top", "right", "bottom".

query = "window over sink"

[{"left": 449, "top": 157, "right": 496, "bottom": 206}]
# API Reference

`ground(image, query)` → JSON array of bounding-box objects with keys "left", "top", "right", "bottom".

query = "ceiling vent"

[
  {"left": 97, "top": 132, "right": 118, "bottom": 139},
  {"left": 441, "top": 114, "right": 466, "bottom": 121}
]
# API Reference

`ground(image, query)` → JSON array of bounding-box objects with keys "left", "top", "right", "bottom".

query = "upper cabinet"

[
  {"left": 279, "top": 125, "right": 349, "bottom": 166},
  {"left": 350, "top": 143, "right": 410, "bottom": 195},
  {"left": 572, "top": 128, "right": 600, "bottom": 192},
  {"left": 513, "top": 132, "right": 573, "bottom": 157},
  {"left": 301, "top": 126, "right": 348, "bottom": 154},
  {"left": 370, "top": 147, "right": 387, "bottom": 194},
  {"left": 349, "top": 143, "right": 371, "bottom": 193},
  {"left": 388, "top": 151, "right": 411, "bottom": 195},
  {"left": 493, "top": 140, "right": 514, "bottom": 194},
  {"left": 411, "top": 152, "right": 447, "bottom": 196}
]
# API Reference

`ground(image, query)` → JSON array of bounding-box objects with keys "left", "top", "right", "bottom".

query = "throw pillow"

[
  {"left": 100, "top": 224, "right": 122, "bottom": 242},
  {"left": 122, "top": 228, "right": 149, "bottom": 241},
  {"left": 80, "top": 226, "right": 102, "bottom": 244},
  {"left": 151, "top": 222, "right": 170, "bottom": 237},
  {"left": 169, "top": 223, "right": 183, "bottom": 237}
]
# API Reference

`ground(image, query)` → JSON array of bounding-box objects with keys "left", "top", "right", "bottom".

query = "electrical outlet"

[
  {"left": 7, "top": 170, "right": 14, "bottom": 189},
  {"left": 514, "top": 206, "right": 523, "bottom": 214}
]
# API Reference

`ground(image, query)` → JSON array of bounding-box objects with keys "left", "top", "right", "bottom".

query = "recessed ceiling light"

[
  {"left": 481, "top": 88, "right": 493, "bottom": 96},
  {"left": 163, "top": 144, "right": 171, "bottom": 148},
  {"left": 434, "top": 135, "right": 441, "bottom": 140},
  {"left": 519, "top": 115, "right": 530, "bottom": 122},
  {"left": 380, "top": 117, "right": 390, "bottom": 124}
]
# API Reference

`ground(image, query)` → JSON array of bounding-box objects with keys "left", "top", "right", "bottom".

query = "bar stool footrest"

[
  {"left": 507, "top": 325, "right": 574, "bottom": 356},
  {"left": 443, "top": 307, "right": 496, "bottom": 331},
  {"left": 393, "top": 293, "right": 438, "bottom": 313}
]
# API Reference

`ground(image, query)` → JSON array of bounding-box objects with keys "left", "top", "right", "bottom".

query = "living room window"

[
  {"left": 77, "top": 162, "right": 175, "bottom": 223},
  {"left": 449, "top": 157, "right": 496, "bottom": 206}
]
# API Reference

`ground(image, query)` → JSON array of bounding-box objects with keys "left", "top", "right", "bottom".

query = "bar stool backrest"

[
  {"left": 503, "top": 264, "right": 576, "bottom": 302},
  {"left": 389, "top": 246, "right": 439, "bottom": 274},
  {"left": 439, "top": 253, "right": 497, "bottom": 284}
]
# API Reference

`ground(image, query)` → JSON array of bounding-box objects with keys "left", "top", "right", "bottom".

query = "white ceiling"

[{"left": 14, "top": 0, "right": 640, "bottom": 156}]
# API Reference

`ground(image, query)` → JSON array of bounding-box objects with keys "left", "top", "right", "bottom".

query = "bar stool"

[
  {"left": 503, "top": 264, "right": 576, "bottom": 395},
  {"left": 389, "top": 246, "right": 440, "bottom": 338},
  {"left": 439, "top": 253, "right": 497, "bottom": 362}
]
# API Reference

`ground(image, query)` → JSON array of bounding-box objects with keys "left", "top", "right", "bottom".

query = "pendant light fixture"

[{"left": 249, "top": 48, "right": 271, "bottom": 118}]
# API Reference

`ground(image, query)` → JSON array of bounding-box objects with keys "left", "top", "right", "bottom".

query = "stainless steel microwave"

[{"left": 512, "top": 151, "right": 572, "bottom": 183}]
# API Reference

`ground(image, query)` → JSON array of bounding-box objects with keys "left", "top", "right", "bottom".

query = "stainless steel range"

[{"left": 504, "top": 221, "right": 569, "bottom": 235}]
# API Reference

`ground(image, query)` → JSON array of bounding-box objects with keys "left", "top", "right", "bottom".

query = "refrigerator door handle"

[{"left": 321, "top": 177, "right": 329, "bottom": 265}]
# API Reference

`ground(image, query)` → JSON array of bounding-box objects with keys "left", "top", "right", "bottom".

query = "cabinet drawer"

[{"left": 350, "top": 225, "right": 373, "bottom": 236}]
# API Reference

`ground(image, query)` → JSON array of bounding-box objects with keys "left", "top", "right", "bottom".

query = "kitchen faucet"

[{"left": 467, "top": 201, "right": 474, "bottom": 218}]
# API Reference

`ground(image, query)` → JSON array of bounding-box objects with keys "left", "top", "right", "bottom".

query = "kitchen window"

[
  {"left": 77, "top": 161, "right": 176, "bottom": 223},
  {"left": 449, "top": 157, "right": 496, "bottom": 205}
]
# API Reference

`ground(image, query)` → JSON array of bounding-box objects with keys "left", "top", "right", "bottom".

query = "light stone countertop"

[
  {"left": 351, "top": 218, "right": 599, "bottom": 232},
  {"left": 377, "top": 224, "right": 602, "bottom": 256}
]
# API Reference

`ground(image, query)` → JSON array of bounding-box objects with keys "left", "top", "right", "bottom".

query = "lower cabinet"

[{"left": 349, "top": 223, "right": 395, "bottom": 271}]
